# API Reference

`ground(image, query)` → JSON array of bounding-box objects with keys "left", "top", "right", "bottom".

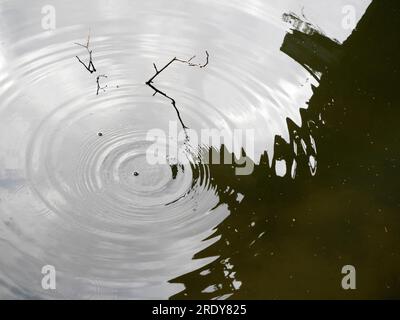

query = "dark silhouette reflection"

[
  {"left": 281, "top": 12, "right": 343, "bottom": 80},
  {"left": 170, "top": 0, "right": 400, "bottom": 299}
]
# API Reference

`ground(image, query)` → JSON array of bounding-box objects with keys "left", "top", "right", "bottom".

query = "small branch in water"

[
  {"left": 146, "top": 81, "right": 188, "bottom": 130},
  {"left": 176, "top": 50, "right": 209, "bottom": 68},
  {"left": 74, "top": 29, "right": 96, "bottom": 73},
  {"left": 146, "top": 57, "right": 177, "bottom": 85},
  {"left": 145, "top": 51, "right": 209, "bottom": 130},
  {"left": 146, "top": 51, "right": 209, "bottom": 85},
  {"left": 96, "top": 75, "right": 108, "bottom": 95}
]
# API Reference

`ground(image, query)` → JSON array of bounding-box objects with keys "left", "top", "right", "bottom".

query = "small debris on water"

[
  {"left": 98, "top": 132, "right": 103, "bottom": 136},
  {"left": 133, "top": 172, "right": 139, "bottom": 176}
]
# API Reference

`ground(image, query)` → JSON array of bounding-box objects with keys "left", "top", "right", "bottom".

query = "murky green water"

[{"left": 1, "top": 0, "right": 399, "bottom": 299}]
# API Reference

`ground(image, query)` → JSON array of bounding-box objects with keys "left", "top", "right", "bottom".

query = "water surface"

[{"left": 2, "top": 0, "right": 399, "bottom": 299}]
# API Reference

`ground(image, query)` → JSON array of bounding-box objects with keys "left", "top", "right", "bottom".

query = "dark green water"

[{"left": 172, "top": 1, "right": 400, "bottom": 299}]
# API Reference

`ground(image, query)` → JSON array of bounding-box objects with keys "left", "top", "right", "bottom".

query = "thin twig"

[
  {"left": 74, "top": 29, "right": 96, "bottom": 73},
  {"left": 201, "top": 50, "right": 209, "bottom": 68},
  {"left": 96, "top": 75, "right": 108, "bottom": 95},
  {"left": 176, "top": 51, "right": 209, "bottom": 68},
  {"left": 145, "top": 51, "right": 209, "bottom": 130},
  {"left": 147, "top": 81, "right": 189, "bottom": 130},
  {"left": 146, "top": 51, "right": 209, "bottom": 84},
  {"left": 146, "top": 57, "right": 177, "bottom": 84},
  {"left": 153, "top": 63, "right": 158, "bottom": 73}
]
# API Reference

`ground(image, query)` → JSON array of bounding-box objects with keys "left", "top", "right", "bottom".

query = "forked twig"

[
  {"left": 145, "top": 51, "right": 209, "bottom": 130},
  {"left": 74, "top": 29, "right": 96, "bottom": 73},
  {"left": 176, "top": 51, "right": 209, "bottom": 68},
  {"left": 146, "top": 51, "right": 209, "bottom": 85}
]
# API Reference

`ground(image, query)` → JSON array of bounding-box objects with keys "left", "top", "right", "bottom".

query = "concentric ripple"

[{"left": 27, "top": 114, "right": 213, "bottom": 232}]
